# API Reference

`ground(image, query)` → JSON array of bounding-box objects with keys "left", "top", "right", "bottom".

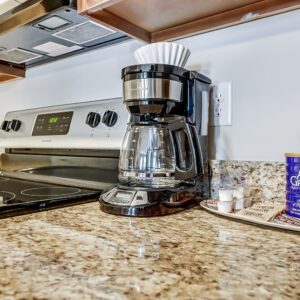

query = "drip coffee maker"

[{"left": 100, "top": 63, "right": 211, "bottom": 216}]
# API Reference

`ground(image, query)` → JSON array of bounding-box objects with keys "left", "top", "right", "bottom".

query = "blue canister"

[
  {"left": 286, "top": 153, "right": 300, "bottom": 193},
  {"left": 286, "top": 192, "right": 300, "bottom": 219}
]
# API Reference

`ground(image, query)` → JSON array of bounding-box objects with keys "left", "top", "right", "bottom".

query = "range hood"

[{"left": 0, "top": 0, "right": 129, "bottom": 68}]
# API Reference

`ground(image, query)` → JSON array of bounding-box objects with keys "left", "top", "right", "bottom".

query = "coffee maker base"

[{"left": 99, "top": 185, "right": 203, "bottom": 217}]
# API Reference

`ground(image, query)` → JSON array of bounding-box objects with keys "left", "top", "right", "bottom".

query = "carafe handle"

[{"left": 168, "top": 121, "right": 198, "bottom": 181}]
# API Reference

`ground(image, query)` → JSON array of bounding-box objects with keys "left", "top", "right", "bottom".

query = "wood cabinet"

[
  {"left": 0, "top": 63, "right": 25, "bottom": 84},
  {"left": 78, "top": 0, "right": 300, "bottom": 43}
]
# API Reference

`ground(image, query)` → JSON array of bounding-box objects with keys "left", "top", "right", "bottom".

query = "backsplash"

[{"left": 210, "top": 160, "right": 285, "bottom": 203}]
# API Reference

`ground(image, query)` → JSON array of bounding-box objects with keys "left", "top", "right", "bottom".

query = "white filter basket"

[{"left": 134, "top": 42, "right": 190, "bottom": 68}]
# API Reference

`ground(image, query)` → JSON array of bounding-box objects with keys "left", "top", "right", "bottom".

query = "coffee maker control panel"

[{"left": 101, "top": 188, "right": 149, "bottom": 206}]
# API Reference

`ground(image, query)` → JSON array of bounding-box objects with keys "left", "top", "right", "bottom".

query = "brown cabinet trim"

[
  {"left": 0, "top": 63, "right": 25, "bottom": 84},
  {"left": 152, "top": 0, "right": 300, "bottom": 42},
  {"left": 79, "top": 0, "right": 300, "bottom": 42},
  {"left": 88, "top": 10, "right": 151, "bottom": 43}
]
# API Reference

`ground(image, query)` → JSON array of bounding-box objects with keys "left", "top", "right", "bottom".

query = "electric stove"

[
  {"left": 0, "top": 98, "right": 128, "bottom": 218},
  {"left": 0, "top": 176, "right": 99, "bottom": 218}
]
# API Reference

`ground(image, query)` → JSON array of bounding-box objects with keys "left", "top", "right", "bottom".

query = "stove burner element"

[
  {"left": 21, "top": 187, "right": 81, "bottom": 197},
  {"left": 0, "top": 191, "right": 16, "bottom": 204}
]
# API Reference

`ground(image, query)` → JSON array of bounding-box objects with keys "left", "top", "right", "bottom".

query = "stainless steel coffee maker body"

[{"left": 100, "top": 64, "right": 211, "bottom": 216}]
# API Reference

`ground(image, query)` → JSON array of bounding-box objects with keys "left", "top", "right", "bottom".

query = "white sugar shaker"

[
  {"left": 233, "top": 186, "right": 244, "bottom": 211},
  {"left": 218, "top": 188, "right": 233, "bottom": 213},
  {"left": 234, "top": 186, "right": 244, "bottom": 199},
  {"left": 219, "top": 188, "right": 233, "bottom": 202},
  {"left": 234, "top": 198, "right": 244, "bottom": 211},
  {"left": 217, "top": 200, "right": 233, "bottom": 213}
]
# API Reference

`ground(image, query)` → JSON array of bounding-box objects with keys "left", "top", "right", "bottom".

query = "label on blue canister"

[
  {"left": 285, "top": 153, "right": 300, "bottom": 193},
  {"left": 286, "top": 192, "right": 300, "bottom": 219}
]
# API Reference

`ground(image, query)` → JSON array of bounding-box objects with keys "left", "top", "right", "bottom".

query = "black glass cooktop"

[{"left": 0, "top": 177, "right": 100, "bottom": 218}]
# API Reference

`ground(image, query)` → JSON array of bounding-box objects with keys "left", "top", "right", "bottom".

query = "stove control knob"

[
  {"left": 86, "top": 112, "right": 101, "bottom": 128},
  {"left": 9, "top": 119, "right": 22, "bottom": 131},
  {"left": 1, "top": 120, "right": 10, "bottom": 132},
  {"left": 102, "top": 110, "right": 118, "bottom": 127}
]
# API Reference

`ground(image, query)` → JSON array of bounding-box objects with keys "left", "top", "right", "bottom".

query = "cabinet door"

[
  {"left": 78, "top": 0, "right": 122, "bottom": 13},
  {"left": 78, "top": 0, "right": 300, "bottom": 43}
]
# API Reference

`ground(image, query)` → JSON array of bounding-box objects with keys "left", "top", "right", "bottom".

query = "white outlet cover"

[{"left": 209, "top": 82, "right": 232, "bottom": 126}]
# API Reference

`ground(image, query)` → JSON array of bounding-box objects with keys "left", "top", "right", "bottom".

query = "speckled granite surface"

[
  {"left": 210, "top": 160, "right": 285, "bottom": 203},
  {"left": 0, "top": 202, "right": 299, "bottom": 299}
]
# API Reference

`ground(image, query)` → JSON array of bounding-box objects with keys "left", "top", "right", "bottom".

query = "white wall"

[{"left": 0, "top": 9, "right": 300, "bottom": 162}]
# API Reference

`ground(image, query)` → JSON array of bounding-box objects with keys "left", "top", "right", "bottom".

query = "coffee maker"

[{"left": 100, "top": 64, "right": 211, "bottom": 216}]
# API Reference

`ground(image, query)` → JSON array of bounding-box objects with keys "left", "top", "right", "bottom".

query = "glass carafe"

[{"left": 118, "top": 118, "right": 198, "bottom": 188}]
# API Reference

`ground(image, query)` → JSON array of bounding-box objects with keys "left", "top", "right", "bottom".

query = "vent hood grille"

[
  {"left": 0, "top": 48, "right": 41, "bottom": 63},
  {"left": 53, "top": 21, "right": 116, "bottom": 44},
  {"left": 0, "top": 1, "right": 129, "bottom": 68}
]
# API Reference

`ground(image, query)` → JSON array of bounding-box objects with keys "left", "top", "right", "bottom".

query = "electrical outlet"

[{"left": 209, "top": 82, "right": 232, "bottom": 126}]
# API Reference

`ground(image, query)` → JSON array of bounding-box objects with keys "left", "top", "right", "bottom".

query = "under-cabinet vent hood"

[{"left": 0, "top": 0, "right": 129, "bottom": 68}]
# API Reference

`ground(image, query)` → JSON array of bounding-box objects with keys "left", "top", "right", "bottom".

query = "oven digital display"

[
  {"left": 32, "top": 111, "right": 73, "bottom": 136},
  {"left": 49, "top": 117, "right": 58, "bottom": 124}
]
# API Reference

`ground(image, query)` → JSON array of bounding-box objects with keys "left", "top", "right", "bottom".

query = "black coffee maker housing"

[
  {"left": 122, "top": 64, "right": 211, "bottom": 179},
  {"left": 100, "top": 64, "right": 211, "bottom": 216}
]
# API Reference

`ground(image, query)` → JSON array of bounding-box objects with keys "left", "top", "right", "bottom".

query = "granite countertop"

[{"left": 0, "top": 203, "right": 299, "bottom": 300}]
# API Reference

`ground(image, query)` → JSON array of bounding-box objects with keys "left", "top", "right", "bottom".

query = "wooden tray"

[{"left": 200, "top": 199, "right": 300, "bottom": 232}]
